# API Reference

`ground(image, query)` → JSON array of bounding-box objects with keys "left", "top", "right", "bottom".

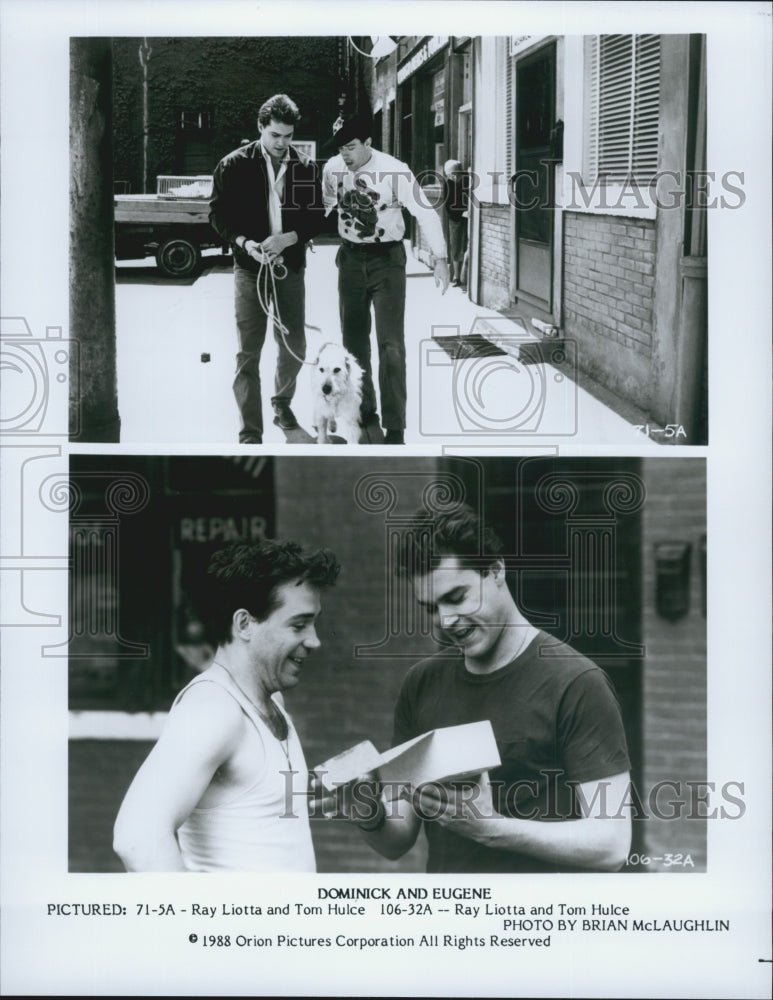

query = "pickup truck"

[{"left": 114, "top": 176, "right": 222, "bottom": 278}]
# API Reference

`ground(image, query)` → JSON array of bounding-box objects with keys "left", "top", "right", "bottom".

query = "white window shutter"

[
  {"left": 632, "top": 34, "right": 661, "bottom": 182},
  {"left": 584, "top": 34, "right": 661, "bottom": 184},
  {"left": 504, "top": 49, "right": 514, "bottom": 182},
  {"left": 583, "top": 36, "right": 600, "bottom": 182}
]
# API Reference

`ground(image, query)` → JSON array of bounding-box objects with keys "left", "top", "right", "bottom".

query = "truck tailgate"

[{"left": 114, "top": 195, "right": 211, "bottom": 225}]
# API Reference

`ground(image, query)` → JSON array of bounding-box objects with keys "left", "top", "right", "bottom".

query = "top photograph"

[{"left": 66, "top": 34, "right": 711, "bottom": 447}]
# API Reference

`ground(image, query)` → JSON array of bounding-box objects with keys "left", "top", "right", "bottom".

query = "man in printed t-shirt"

[
  {"left": 325, "top": 504, "right": 632, "bottom": 873},
  {"left": 322, "top": 115, "right": 449, "bottom": 445}
]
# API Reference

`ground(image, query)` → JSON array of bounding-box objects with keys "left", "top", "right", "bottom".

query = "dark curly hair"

[
  {"left": 257, "top": 93, "right": 301, "bottom": 128},
  {"left": 200, "top": 539, "right": 340, "bottom": 647},
  {"left": 397, "top": 503, "right": 504, "bottom": 579}
]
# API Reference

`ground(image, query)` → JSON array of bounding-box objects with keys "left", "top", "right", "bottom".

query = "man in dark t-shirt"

[{"left": 340, "top": 503, "right": 632, "bottom": 873}]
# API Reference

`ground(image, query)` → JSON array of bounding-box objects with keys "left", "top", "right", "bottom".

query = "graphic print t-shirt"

[{"left": 322, "top": 148, "right": 446, "bottom": 257}]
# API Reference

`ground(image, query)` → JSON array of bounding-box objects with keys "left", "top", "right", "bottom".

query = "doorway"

[{"left": 513, "top": 44, "right": 556, "bottom": 313}]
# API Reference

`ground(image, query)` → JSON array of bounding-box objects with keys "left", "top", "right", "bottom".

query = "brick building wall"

[
  {"left": 563, "top": 213, "right": 657, "bottom": 410},
  {"left": 638, "top": 458, "right": 707, "bottom": 871},
  {"left": 112, "top": 37, "right": 343, "bottom": 193},
  {"left": 478, "top": 204, "right": 511, "bottom": 310},
  {"left": 276, "top": 456, "right": 445, "bottom": 873}
]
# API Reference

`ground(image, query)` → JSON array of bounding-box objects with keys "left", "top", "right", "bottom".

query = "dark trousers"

[
  {"left": 233, "top": 263, "right": 305, "bottom": 441},
  {"left": 336, "top": 241, "right": 407, "bottom": 431},
  {"left": 447, "top": 216, "right": 468, "bottom": 281}
]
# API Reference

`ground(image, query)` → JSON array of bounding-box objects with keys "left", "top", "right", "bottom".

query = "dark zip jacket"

[{"left": 209, "top": 140, "right": 329, "bottom": 273}]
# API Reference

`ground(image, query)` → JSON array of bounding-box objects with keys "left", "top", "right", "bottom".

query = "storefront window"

[
  {"left": 458, "top": 47, "right": 472, "bottom": 167},
  {"left": 432, "top": 67, "right": 446, "bottom": 173},
  {"left": 400, "top": 78, "right": 413, "bottom": 164},
  {"left": 68, "top": 456, "right": 275, "bottom": 712}
]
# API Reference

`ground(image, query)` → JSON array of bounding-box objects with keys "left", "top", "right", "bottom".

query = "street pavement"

[{"left": 115, "top": 242, "right": 653, "bottom": 448}]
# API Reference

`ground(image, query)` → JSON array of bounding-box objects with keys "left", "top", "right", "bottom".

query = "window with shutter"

[
  {"left": 584, "top": 34, "right": 661, "bottom": 184},
  {"left": 504, "top": 50, "right": 514, "bottom": 182}
]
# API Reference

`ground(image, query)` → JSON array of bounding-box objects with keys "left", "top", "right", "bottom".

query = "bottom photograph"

[{"left": 68, "top": 454, "right": 708, "bottom": 875}]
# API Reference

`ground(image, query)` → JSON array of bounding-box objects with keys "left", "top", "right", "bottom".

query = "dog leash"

[{"left": 253, "top": 253, "right": 317, "bottom": 367}]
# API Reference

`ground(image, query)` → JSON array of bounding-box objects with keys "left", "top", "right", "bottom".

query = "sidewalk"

[{"left": 114, "top": 243, "right": 656, "bottom": 448}]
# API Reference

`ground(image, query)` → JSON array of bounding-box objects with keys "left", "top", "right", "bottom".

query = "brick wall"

[
  {"left": 563, "top": 213, "right": 656, "bottom": 410},
  {"left": 276, "top": 456, "right": 445, "bottom": 873},
  {"left": 112, "top": 37, "right": 342, "bottom": 192},
  {"left": 638, "top": 458, "right": 707, "bottom": 871},
  {"left": 478, "top": 204, "right": 511, "bottom": 310}
]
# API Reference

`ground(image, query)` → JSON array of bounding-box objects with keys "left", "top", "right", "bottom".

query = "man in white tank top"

[{"left": 113, "top": 539, "right": 340, "bottom": 872}]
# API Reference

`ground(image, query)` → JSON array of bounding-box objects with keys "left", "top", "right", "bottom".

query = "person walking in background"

[
  {"left": 322, "top": 114, "right": 449, "bottom": 445},
  {"left": 210, "top": 94, "right": 328, "bottom": 444},
  {"left": 442, "top": 159, "right": 471, "bottom": 289}
]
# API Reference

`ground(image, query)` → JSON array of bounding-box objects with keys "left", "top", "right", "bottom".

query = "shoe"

[
  {"left": 272, "top": 401, "right": 299, "bottom": 430},
  {"left": 241, "top": 434, "right": 262, "bottom": 444},
  {"left": 384, "top": 429, "right": 404, "bottom": 444}
]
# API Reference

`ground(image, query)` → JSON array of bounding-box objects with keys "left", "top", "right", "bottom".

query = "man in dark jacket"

[{"left": 210, "top": 94, "right": 327, "bottom": 443}]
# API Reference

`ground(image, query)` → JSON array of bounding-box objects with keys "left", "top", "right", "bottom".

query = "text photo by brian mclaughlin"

[
  {"left": 64, "top": 33, "right": 710, "bottom": 451},
  {"left": 66, "top": 453, "right": 718, "bottom": 876}
]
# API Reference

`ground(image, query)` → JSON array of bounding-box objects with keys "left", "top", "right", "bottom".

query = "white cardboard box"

[{"left": 314, "top": 720, "right": 501, "bottom": 791}]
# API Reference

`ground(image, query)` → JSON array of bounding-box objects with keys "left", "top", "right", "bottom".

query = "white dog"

[{"left": 311, "top": 342, "right": 364, "bottom": 444}]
